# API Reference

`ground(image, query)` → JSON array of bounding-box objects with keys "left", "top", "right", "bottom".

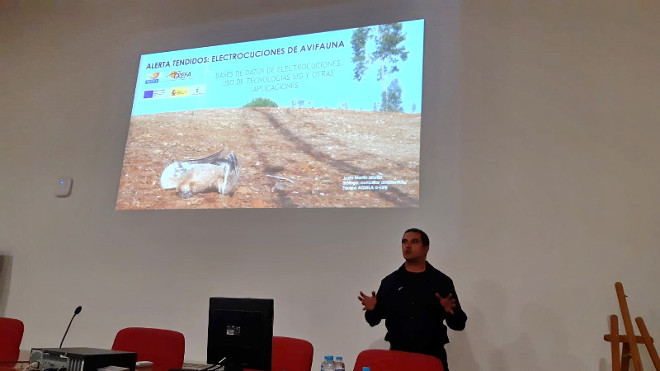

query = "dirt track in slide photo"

[{"left": 116, "top": 107, "right": 420, "bottom": 209}]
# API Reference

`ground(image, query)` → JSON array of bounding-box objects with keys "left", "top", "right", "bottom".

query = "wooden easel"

[{"left": 604, "top": 282, "right": 660, "bottom": 371}]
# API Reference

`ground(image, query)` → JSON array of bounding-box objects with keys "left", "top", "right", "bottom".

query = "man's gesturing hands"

[
  {"left": 358, "top": 291, "right": 377, "bottom": 311},
  {"left": 359, "top": 290, "right": 456, "bottom": 314},
  {"left": 436, "top": 293, "right": 457, "bottom": 314}
]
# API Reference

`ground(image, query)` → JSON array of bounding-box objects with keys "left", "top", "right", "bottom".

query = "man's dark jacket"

[{"left": 365, "top": 262, "right": 467, "bottom": 353}]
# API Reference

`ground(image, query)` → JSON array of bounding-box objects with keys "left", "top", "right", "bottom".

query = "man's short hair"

[{"left": 404, "top": 228, "right": 430, "bottom": 247}]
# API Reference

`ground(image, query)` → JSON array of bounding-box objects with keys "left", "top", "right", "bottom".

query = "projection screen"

[{"left": 116, "top": 19, "right": 424, "bottom": 209}]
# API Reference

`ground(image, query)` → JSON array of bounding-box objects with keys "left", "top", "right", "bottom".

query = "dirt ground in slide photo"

[{"left": 116, "top": 107, "right": 420, "bottom": 209}]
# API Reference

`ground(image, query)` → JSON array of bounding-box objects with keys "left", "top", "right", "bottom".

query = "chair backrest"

[
  {"left": 271, "top": 336, "right": 314, "bottom": 371},
  {"left": 352, "top": 349, "right": 444, "bottom": 371},
  {"left": 111, "top": 327, "right": 184, "bottom": 371},
  {"left": 0, "top": 317, "right": 24, "bottom": 363}
]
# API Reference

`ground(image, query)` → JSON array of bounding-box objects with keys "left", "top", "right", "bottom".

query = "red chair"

[
  {"left": 271, "top": 336, "right": 314, "bottom": 371},
  {"left": 352, "top": 349, "right": 444, "bottom": 371},
  {"left": 0, "top": 317, "right": 24, "bottom": 363},
  {"left": 111, "top": 327, "right": 184, "bottom": 371}
]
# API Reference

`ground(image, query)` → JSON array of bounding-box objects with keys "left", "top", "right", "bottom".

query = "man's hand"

[
  {"left": 435, "top": 293, "right": 456, "bottom": 315},
  {"left": 358, "top": 291, "right": 377, "bottom": 311}
]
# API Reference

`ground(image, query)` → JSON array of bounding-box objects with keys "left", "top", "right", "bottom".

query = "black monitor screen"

[{"left": 207, "top": 297, "right": 274, "bottom": 371}]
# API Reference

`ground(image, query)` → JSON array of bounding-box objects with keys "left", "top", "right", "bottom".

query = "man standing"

[{"left": 358, "top": 228, "right": 467, "bottom": 371}]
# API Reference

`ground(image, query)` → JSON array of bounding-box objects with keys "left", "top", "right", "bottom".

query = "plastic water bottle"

[
  {"left": 334, "top": 356, "right": 345, "bottom": 371},
  {"left": 321, "top": 355, "right": 335, "bottom": 371}
]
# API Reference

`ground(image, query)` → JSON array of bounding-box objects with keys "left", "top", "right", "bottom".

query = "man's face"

[{"left": 401, "top": 231, "right": 428, "bottom": 262}]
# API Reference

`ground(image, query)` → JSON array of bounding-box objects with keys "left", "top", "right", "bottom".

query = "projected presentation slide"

[{"left": 116, "top": 19, "right": 424, "bottom": 209}]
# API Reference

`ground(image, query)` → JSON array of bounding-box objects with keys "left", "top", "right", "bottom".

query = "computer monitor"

[{"left": 207, "top": 297, "right": 274, "bottom": 371}]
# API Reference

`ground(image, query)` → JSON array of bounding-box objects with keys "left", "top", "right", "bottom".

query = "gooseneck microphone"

[{"left": 59, "top": 306, "right": 82, "bottom": 348}]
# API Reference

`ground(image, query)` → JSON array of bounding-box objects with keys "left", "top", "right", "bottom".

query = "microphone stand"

[{"left": 60, "top": 306, "right": 82, "bottom": 348}]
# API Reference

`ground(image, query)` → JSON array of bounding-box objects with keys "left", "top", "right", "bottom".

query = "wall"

[{"left": 1, "top": 1, "right": 659, "bottom": 370}]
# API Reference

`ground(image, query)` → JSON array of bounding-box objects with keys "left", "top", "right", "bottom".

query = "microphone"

[{"left": 59, "top": 306, "right": 82, "bottom": 348}]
